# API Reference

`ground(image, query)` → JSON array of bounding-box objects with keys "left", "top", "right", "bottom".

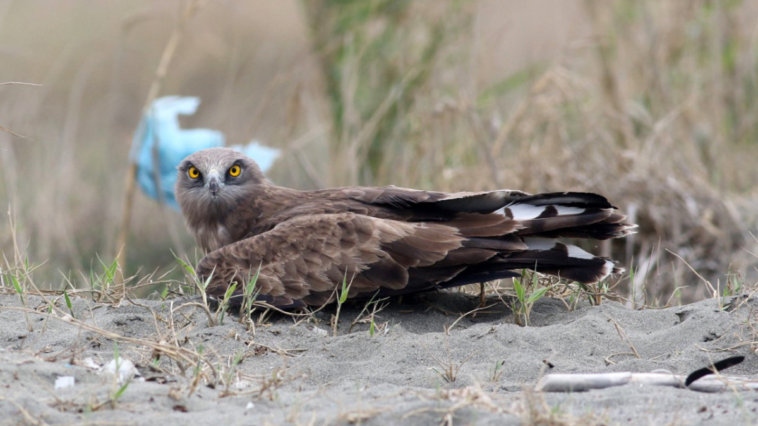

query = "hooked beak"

[{"left": 205, "top": 170, "right": 224, "bottom": 197}]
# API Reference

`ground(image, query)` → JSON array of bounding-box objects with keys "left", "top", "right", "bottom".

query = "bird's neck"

[
  {"left": 183, "top": 182, "right": 295, "bottom": 252},
  {"left": 225, "top": 184, "right": 302, "bottom": 241}
]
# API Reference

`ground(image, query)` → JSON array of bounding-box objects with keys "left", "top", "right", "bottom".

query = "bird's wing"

[
  {"left": 196, "top": 210, "right": 628, "bottom": 308},
  {"left": 196, "top": 212, "right": 466, "bottom": 307}
]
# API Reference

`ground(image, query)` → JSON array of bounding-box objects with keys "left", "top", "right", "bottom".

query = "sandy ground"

[{"left": 0, "top": 291, "right": 756, "bottom": 425}]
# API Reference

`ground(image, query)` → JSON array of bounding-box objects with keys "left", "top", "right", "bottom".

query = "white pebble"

[{"left": 55, "top": 376, "right": 75, "bottom": 390}]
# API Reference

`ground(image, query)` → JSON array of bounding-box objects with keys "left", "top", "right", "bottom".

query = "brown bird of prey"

[{"left": 176, "top": 147, "right": 635, "bottom": 308}]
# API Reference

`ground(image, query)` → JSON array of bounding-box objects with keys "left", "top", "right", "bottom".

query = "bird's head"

[{"left": 175, "top": 147, "right": 266, "bottom": 221}]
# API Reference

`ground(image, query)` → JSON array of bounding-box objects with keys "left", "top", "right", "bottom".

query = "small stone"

[{"left": 55, "top": 376, "right": 75, "bottom": 390}]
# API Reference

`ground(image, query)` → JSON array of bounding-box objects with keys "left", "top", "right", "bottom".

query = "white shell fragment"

[
  {"left": 102, "top": 357, "right": 143, "bottom": 384},
  {"left": 79, "top": 357, "right": 102, "bottom": 370},
  {"left": 55, "top": 376, "right": 75, "bottom": 390},
  {"left": 312, "top": 327, "right": 328, "bottom": 337}
]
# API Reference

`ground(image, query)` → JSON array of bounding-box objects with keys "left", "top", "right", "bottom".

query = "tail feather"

[
  {"left": 506, "top": 192, "right": 615, "bottom": 209},
  {"left": 498, "top": 193, "right": 635, "bottom": 241},
  {"left": 514, "top": 208, "right": 611, "bottom": 236},
  {"left": 429, "top": 192, "right": 632, "bottom": 287},
  {"left": 535, "top": 222, "right": 638, "bottom": 240},
  {"left": 507, "top": 238, "right": 623, "bottom": 282}
]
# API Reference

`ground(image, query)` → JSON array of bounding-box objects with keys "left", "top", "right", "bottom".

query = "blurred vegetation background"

[{"left": 1, "top": 0, "right": 757, "bottom": 305}]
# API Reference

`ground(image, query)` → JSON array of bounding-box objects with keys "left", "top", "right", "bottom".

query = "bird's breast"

[{"left": 195, "top": 223, "right": 233, "bottom": 252}]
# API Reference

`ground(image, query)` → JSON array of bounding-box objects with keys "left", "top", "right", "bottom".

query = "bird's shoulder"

[{"left": 256, "top": 185, "right": 436, "bottom": 223}]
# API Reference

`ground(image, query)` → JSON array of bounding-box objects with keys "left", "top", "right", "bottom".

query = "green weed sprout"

[
  {"left": 513, "top": 270, "right": 548, "bottom": 326},
  {"left": 332, "top": 273, "right": 353, "bottom": 337}
]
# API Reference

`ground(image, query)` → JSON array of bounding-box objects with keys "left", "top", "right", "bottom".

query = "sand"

[{"left": 0, "top": 291, "right": 756, "bottom": 425}]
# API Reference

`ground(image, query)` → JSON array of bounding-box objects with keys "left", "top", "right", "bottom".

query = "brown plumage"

[{"left": 176, "top": 147, "right": 636, "bottom": 308}]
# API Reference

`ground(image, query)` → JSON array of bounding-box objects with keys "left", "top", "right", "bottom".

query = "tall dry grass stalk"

[{"left": 114, "top": 0, "right": 200, "bottom": 290}]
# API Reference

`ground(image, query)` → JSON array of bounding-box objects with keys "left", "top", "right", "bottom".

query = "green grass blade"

[
  {"left": 245, "top": 263, "right": 262, "bottom": 298},
  {"left": 173, "top": 255, "right": 196, "bottom": 277},
  {"left": 339, "top": 274, "right": 350, "bottom": 304},
  {"left": 10, "top": 274, "right": 22, "bottom": 295},
  {"left": 219, "top": 282, "right": 238, "bottom": 325},
  {"left": 89, "top": 268, "right": 98, "bottom": 290},
  {"left": 160, "top": 285, "right": 169, "bottom": 300},
  {"left": 113, "top": 381, "right": 130, "bottom": 400},
  {"left": 99, "top": 258, "right": 118, "bottom": 286},
  {"left": 63, "top": 289, "right": 75, "bottom": 318},
  {"left": 223, "top": 282, "right": 238, "bottom": 301},
  {"left": 527, "top": 286, "right": 549, "bottom": 305},
  {"left": 513, "top": 277, "right": 525, "bottom": 303},
  {"left": 197, "top": 269, "right": 215, "bottom": 292}
]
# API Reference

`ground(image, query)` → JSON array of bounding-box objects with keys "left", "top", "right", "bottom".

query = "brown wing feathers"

[{"left": 196, "top": 213, "right": 467, "bottom": 306}]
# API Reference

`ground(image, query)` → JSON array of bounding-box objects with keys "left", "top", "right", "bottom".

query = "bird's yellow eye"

[
  {"left": 188, "top": 166, "right": 200, "bottom": 179},
  {"left": 228, "top": 165, "right": 241, "bottom": 177}
]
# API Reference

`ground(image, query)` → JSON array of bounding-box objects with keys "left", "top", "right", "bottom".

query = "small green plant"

[
  {"left": 723, "top": 268, "right": 743, "bottom": 298},
  {"left": 215, "top": 281, "right": 238, "bottom": 326},
  {"left": 332, "top": 273, "right": 353, "bottom": 337},
  {"left": 576, "top": 278, "right": 610, "bottom": 307},
  {"left": 90, "top": 375, "right": 131, "bottom": 411},
  {"left": 112, "top": 381, "right": 130, "bottom": 402},
  {"left": 627, "top": 259, "right": 637, "bottom": 307},
  {"left": 174, "top": 255, "right": 195, "bottom": 275},
  {"left": 112, "top": 343, "right": 129, "bottom": 394},
  {"left": 63, "top": 288, "right": 75, "bottom": 319},
  {"left": 7, "top": 272, "right": 33, "bottom": 332},
  {"left": 174, "top": 253, "right": 214, "bottom": 297},
  {"left": 107, "top": 343, "right": 131, "bottom": 408},
  {"left": 174, "top": 254, "right": 218, "bottom": 325},
  {"left": 223, "top": 351, "right": 245, "bottom": 393},
  {"left": 348, "top": 291, "right": 388, "bottom": 335},
  {"left": 89, "top": 257, "right": 119, "bottom": 299},
  {"left": 513, "top": 270, "right": 549, "bottom": 327},
  {"left": 567, "top": 287, "right": 580, "bottom": 312},
  {"left": 9, "top": 271, "right": 22, "bottom": 294},
  {"left": 240, "top": 264, "right": 262, "bottom": 326},
  {"left": 492, "top": 359, "right": 506, "bottom": 382},
  {"left": 188, "top": 344, "right": 205, "bottom": 396}
]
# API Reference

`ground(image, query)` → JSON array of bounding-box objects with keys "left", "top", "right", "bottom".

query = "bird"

[{"left": 175, "top": 147, "right": 636, "bottom": 308}]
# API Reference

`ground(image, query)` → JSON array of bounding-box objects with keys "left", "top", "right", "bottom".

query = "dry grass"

[
  {"left": 422, "top": 326, "right": 478, "bottom": 383},
  {"left": 0, "top": 255, "right": 304, "bottom": 403},
  {"left": 0, "top": 1, "right": 757, "bottom": 305},
  {"left": 401, "top": 384, "right": 608, "bottom": 426},
  {"left": 514, "top": 387, "right": 608, "bottom": 426}
]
